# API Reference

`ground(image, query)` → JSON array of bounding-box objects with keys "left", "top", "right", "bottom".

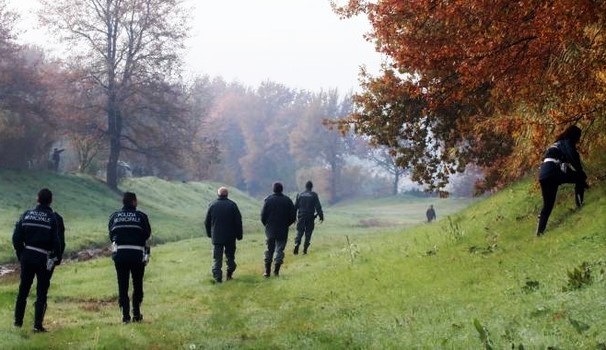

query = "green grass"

[
  {"left": 0, "top": 170, "right": 262, "bottom": 263},
  {"left": 1, "top": 170, "right": 605, "bottom": 348}
]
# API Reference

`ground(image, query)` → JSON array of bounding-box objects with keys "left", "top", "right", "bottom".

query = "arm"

[
  {"left": 314, "top": 194, "right": 324, "bottom": 221},
  {"left": 54, "top": 213, "right": 66, "bottom": 264},
  {"left": 289, "top": 200, "right": 296, "bottom": 226},
  {"left": 108, "top": 213, "right": 115, "bottom": 242},
  {"left": 204, "top": 205, "right": 212, "bottom": 237},
  {"left": 141, "top": 212, "right": 152, "bottom": 256},
  {"left": 50, "top": 216, "right": 62, "bottom": 263},
  {"left": 260, "top": 201, "right": 268, "bottom": 226},
  {"left": 12, "top": 214, "right": 25, "bottom": 261},
  {"left": 235, "top": 204, "right": 243, "bottom": 240}
]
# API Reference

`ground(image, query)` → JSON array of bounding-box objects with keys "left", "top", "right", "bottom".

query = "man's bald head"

[{"left": 218, "top": 187, "right": 228, "bottom": 197}]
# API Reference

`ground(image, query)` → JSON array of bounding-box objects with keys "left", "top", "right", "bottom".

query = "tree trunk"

[
  {"left": 393, "top": 171, "right": 400, "bottom": 195},
  {"left": 106, "top": 95, "right": 122, "bottom": 190},
  {"left": 329, "top": 159, "right": 339, "bottom": 203}
]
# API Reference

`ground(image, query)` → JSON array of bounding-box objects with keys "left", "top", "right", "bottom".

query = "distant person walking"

[
  {"left": 204, "top": 187, "right": 243, "bottom": 283},
  {"left": 426, "top": 204, "right": 436, "bottom": 223},
  {"left": 109, "top": 192, "right": 152, "bottom": 323},
  {"left": 537, "top": 125, "right": 589, "bottom": 236},
  {"left": 261, "top": 182, "right": 296, "bottom": 277},
  {"left": 293, "top": 180, "right": 324, "bottom": 255},
  {"left": 51, "top": 148, "right": 64, "bottom": 172},
  {"left": 12, "top": 188, "right": 65, "bottom": 332}
]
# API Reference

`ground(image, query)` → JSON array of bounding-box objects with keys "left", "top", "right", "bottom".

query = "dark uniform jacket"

[
  {"left": 294, "top": 190, "right": 324, "bottom": 220},
  {"left": 205, "top": 196, "right": 243, "bottom": 245},
  {"left": 539, "top": 139, "right": 586, "bottom": 183},
  {"left": 261, "top": 193, "right": 296, "bottom": 240},
  {"left": 12, "top": 205, "right": 63, "bottom": 263},
  {"left": 108, "top": 205, "right": 151, "bottom": 263}
]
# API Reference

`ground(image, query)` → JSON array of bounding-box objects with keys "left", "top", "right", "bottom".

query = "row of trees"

[
  {"left": 333, "top": 0, "right": 606, "bottom": 192},
  {"left": 2, "top": 0, "right": 419, "bottom": 201}
]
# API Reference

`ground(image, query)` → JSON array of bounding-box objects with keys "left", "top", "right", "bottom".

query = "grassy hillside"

[
  {"left": 0, "top": 170, "right": 262, "bottom": 263},
  {"left": 1, "top": 170, "right": 605, "bottom": 348}
]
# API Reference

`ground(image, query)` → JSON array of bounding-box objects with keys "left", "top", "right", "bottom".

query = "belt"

[
  {"left": 543, "top": 158, "right": 561, "bottom": 164},
  {"left": 25, "top": 245, "right": 51, "bottom": 255},
  {"left": 116, "top": 245, "right": 146, "bottom": 252}
]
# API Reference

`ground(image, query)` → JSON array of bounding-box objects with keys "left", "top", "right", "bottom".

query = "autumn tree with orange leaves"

[{"left": 333, "top": 0, "right": 606, "bottom": 191}]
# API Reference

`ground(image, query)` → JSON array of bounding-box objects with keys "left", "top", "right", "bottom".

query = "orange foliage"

[{"left": 334, "top": 0, "right": 606, "bottom": 190}]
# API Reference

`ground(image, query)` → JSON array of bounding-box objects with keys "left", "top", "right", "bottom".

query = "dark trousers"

[
  {"left": 15, "top": 252, "right": 52, "bottom": 327},
  {"left": 265, "top": 237, "right": 287, "bottom": 265},
  {"left": 295, "top": 216, "right": 315, "bottom": 248},
  {"left": 114, "top": 261, "right": 145, "bottom": 318},
  {"left": 212, "top": 243, "right": 236, "bottom": 281},
  {"left": 538, "top": 175, "right": 585, "bottom": 234}
]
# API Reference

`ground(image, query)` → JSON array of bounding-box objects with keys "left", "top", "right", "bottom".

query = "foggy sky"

[{"left": 8, "top": 0, "right": 383, "bottom": 92}]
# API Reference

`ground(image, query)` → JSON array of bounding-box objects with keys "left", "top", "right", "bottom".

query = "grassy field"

[
  {"left": 1, "top": 170, "right": 605, "bottom": 349},
  {"left": 0, "top": 170, "right": 262, "bottom": 263}
]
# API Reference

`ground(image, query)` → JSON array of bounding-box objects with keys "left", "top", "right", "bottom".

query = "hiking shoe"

[
  {"left": 133, "top": 314, "right": 143, "bottom": 323},
  {"left": 14, "top": 321, "right": 22, "bottom": 328}
]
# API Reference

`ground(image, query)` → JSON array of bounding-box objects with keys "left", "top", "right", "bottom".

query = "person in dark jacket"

[
  {"left": 109, "top": 192, "right": 152, "bottom": 323},
  {"left": 261, "top": 182, "right": 296, "bottom": 277},
  {"left": 537, "top": 125, "right": 589, "bottom": 236},
  {"left": 204, "top": 187, "right": 243, "bottom": 283},
  {"left": 426, "top": 205, "right": 436, "bottom": 223},
  {"left": 12, "top": 188, "right": 64, "bottom": 332},
  {"left": 293, "top": 181, "right": 324, "bottom": 255}
]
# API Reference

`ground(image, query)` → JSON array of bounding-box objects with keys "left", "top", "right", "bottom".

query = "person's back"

[
  {"left": 261, "top": 182, "right": 295, "bottom": 277},
  {"left": 293, "top": 181, "right": 324, "bottom": 255},
  {"left": 109, "top": 206, "right": 151, "bottom": 263},
  {"left": 205, "top": 195, "right": 243, "bottom": 244},
  {"left": 295, "top": 190, "right": 323, "bottom": 219},
  {"left": 205, "top": 187, "right": 243, "bottom": 282},
  {"left": 262, "top": 193, "right": 296, "bottom": 238}
]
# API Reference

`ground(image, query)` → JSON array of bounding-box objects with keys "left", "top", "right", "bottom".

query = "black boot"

[
  {"left": 133, "top": 303, "right": 143, "bottom": 323},
  {"left": 33, "top": 302, "right": 47, "bottom": 332},
  {"left": 121, "top": 303, "right": 131, "bottom": 324},
  {"left": 303, "top": 244, "right": 309, "bottom": 255},
  {"left": 263, "top": 262, "right": 271, "bottom": 278},
  {"left": 274, "top": 264, "right": 281, "bottom": 277},
  {"left": 293, "top": 244, "right": 299, "bottom": 255},
  {"left": 536, "top": 215, "right": 546, "bottom": 236},
  {"left": 14, "top": 299, "right": 26, "bottom": 328}
]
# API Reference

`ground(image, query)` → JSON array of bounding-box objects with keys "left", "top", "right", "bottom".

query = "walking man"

[
  {"left": 13, "top": 188, "right": 65, "bottom": 332},
  {"left": 51, "top": 148, "right": 64, "bottom": 172},
  {"left": 426, "top": 204, "right": 436, "bottom": 223},
  {"left": 204, "top": 187, "right": 243, "bottom": 283},
  {"left": 293, "top": 181, "right": 324, "bottom": 255},
  {"left": 109, "top": 192, "right": 151, "bottom": 323},
  {"left": 261, "top": 182, "right": 296, "bottom": 277}
]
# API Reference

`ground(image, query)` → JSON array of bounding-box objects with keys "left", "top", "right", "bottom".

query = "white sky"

[{"left": 7, "top": 0, "right": 384, "bottom": 92}]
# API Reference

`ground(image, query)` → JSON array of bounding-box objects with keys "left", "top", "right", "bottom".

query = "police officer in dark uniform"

[
  {"left": 293, "top": 181, "right": 324, "bottom": 255},
  {"left": 108, "top": 192, "right": 151, "bottom": 323},
  {"left": 261, "top": 182, "right": 296, "bottom": 277},
  {"left": 12, "top": 188, "right": 64, "bottom": 332},
  {"left": 537, "top": 125, "right": 588, "bottom": 236},
  {"left": 205, "top": 187, "right": 243, "bottom": 283}
]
